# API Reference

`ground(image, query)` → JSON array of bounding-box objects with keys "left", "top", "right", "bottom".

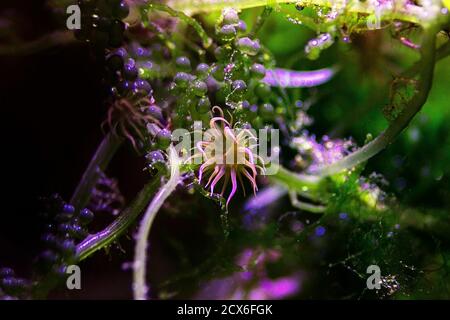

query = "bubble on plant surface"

[
  {"left": 175, "top": 56, "right": 191, "bottom": 71},
  {"left": 145, "top": 150, "right": 166, "bottom": 165},
  {"left": 237, "top": 20, "right": 247, "bottom": 32},
  {"left": 231, "top": 79, "right": 247, "bottom": 92},
  {"left": 196, "top": 96, "right": 211, "bottom": 113},
  {"left": 79, "top": 208, "right": 94, "bottom": 225},
  {"left": 130, "top": 43, "right": 151, "bottom": 58},
  {"left": 222, "top": 8, "right": 239, "bottom": 25},
  {"left": 123, "top": 58, "right": 138, "bottom": 80},
  {"left": 305, "top": 33, "right": 334, "bottom": 60},
  {"left": 156, "top": 128, "right": 172, "bottom": 148},
  {"left": 146, "top": 105, "right": 164, "bottom": 122},
  {"left": 236, "top": 37, "right": 260, "bottom": 56},
  {"left": 260, "top": 103, "right": 274, "bottom": 120},
  {"left": 174, "top": 72, "right": 191, "bottom": 88},
  {"left": 195, "top": 63, "right": 210, "bottom": 76},
  {"left": 133, "top": 79, "right": 153, "bottom": 95},
  {"left": 250, "top": 63, "right": 266, "bottom": 79},
  {"left": 218, "top": 24, "right": 237, "bottom": 42},
  {"left": 191, "top": 80, "right": 208, "bottom": 96}
]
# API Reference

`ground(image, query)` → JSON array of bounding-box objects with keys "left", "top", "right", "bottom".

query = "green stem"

[
  {"left": 314, "top": 26, "right": 438, "bottom": 177},
  {"left": 288, "top": 190, "right": 326, "bottom": 213},
  {"left": 70, "top": 132, "right": 122, "bottom": 211},
  {"left": 166, "top": 0, "right": 423, "bottom": 25},
  {"left": 295, "top": 0, "right": 423, "bottom": 24},
  {"left": 141, "top": 3, "right": 212, "bottom": 48},
  {"left": 133, "top": 145, "right": 181, "bottom": 300},
  {"left": 75, "top": 171, "right": 163, "bottom": 261},
  {"left": 269, "top": 164, "right": 322, "bottom": 201}
]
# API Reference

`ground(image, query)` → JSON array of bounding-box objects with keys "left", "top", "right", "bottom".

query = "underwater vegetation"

[{"left": 1, "top": 0, "right": 450, "bottom": 300}]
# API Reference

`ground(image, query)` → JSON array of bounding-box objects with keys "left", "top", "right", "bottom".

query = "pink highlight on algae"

[
  {"left": 263, "top": 67, "right": 336, "bottom": 88},
  {"left": 195, "top": 248, "right": 303, "bottom": 300}
]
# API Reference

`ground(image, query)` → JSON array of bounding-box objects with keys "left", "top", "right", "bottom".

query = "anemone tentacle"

[{"left": 186, "top": 107, "right": 265, "bottom": 207}]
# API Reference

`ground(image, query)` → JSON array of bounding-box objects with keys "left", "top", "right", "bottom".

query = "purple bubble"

[
  {"left": 315, "top": 226, "right": 326, "bottom": 237},
  {"left": 339, "top": 212, "right": 348, "bottom": 220}
]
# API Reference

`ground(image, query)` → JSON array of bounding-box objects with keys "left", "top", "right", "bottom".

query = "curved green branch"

[
  {"left": 269, "top": 164, "right": 324, "bottom": 202},
  {"left": 167, "top": 0, "right": 424, "bottom": 25},
  {"left": 314, "top": 25, "right": 439, "bottom": 177},
  {"left": 76, "top": 171, "right": 163, "bottom": 261},
  {"left": 70, "top": 133, "right": 123, "bottom": 211},
  {"left": 133, "top": 145, "right": 181, "bottom": 300}
]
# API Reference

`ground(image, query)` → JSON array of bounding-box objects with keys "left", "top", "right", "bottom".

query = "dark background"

[{"left": 0, "top": 0, "right": 144, "bottom": 298}]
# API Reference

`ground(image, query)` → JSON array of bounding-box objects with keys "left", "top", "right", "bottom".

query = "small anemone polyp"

[{"left": 188, "top": 107, "right": 266, "bottom": 207}]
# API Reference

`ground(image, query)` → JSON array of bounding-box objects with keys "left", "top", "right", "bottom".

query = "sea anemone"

[
  {"left": 188, "top": 107, "right": 265, "bottom": 207},
  {"left": 103, "top": 94, "right": 164, "bottom": 150}
]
